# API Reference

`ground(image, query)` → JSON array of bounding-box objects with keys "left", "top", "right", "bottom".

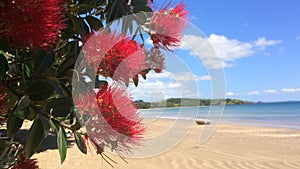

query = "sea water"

[{"left": 139, "top": 101, "right": 300, "bottom": 130}]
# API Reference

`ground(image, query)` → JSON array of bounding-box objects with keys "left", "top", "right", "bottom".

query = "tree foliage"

[
  {"left": 0, "top": 0, "right": 189, "bottom": 168},
  {"left": 134, "top": 98, "right": 252, "bottom": 109}
]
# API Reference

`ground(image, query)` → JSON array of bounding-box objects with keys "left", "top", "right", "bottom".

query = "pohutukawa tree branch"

[{"left": 0, "top": 0, "right": 189, "bottom": 168}]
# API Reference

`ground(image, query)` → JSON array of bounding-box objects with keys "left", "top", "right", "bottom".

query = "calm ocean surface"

[{"left": 139, "top": 101, "right": 300, "bottom": 130}]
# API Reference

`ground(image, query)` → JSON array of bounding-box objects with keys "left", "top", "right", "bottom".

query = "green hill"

[{"left": 134, "top": 98, "right": 254, "bottom": 109}]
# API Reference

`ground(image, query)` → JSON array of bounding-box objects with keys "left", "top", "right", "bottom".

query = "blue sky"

[{"left": 129, "top": 0, "right": 300, "bottom": 102}]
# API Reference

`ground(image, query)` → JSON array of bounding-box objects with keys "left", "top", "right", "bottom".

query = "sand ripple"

[{"left": 32, "top": 121, "right": 300, "bottom": 169}]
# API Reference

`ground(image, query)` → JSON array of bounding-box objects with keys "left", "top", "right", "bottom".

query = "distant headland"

[{"left": 134, "top": 98, "right": 258, "bottom": 109}]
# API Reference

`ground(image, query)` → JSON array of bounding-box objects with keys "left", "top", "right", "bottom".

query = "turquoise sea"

[{"left": 139, "top": 101, "right": 300, "bottom": 130}]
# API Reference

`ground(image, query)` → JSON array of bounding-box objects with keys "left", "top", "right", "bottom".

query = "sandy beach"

[{"left": 29, "top": 118, "right": 300, "bottom": 169}]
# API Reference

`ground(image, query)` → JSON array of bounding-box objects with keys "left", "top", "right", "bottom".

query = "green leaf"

[
  {"left": 100, "top": 0, "right": 107, "bottom": 6},
  {"left": 7, "top": 112, "right": 24, "bottom": 137},
  {"left": 132, "top": 1, "right": 152, "bottom": 13},
  {"left": 74, "top": 132, "right": 87, "bottom": 154},
  {"left": 0, "top": 140, "right": 8, "bottom": 152},
  {"left": 86, "top": 16, "right": 103, "bottom": 31},
  {"left": 78, "top": 0, "right": 98, "bottom": 6},
  {"left": 70, "top": 118, "right": 81, "bottom": 131},
  {"left": 57, "top": 126, "right": 67, "bottom": 164},
  {"left": 0, "top": 52, "right": 8, "bottom": 80},
  {"left": 0, "top": 37, "right": 9, "bottom": 51},
  {"left": 14, "top": 107, "right": 29, "bottom": 120},
  {"left": 24, "top": 64, "right": 32, "bottom": 78},
  {"left": 33, "top": 51, "right": 54, "bottom": 75},
  {"left": 69, "top": 15, "right": 89, "bottom": 36},
  {"left": 62, "top": 19, "right": 74, "bottom": 39},
  {"left": 25, "top": 117, "right": 45, "bottom": 158},
  {"left": 46, "top": 97, "right": 74, "bottom": 117},
  {"left": 62, "top": 69, "right": 77, "bottom": 84},
  {"left": 17, "top": 95, "right": 30, "bottom": 109},
  {"left": 14, "top": 95, "right": 30, "bottom": 119},
  {"left": 132, "top": 0, "right": 148, "bottom": 6},
  {"left": 39, "top": 117, "right": 50, "bottom": 135},
  {"left": 49, "top": 118, "right": 58, "bottom": 132},
  {"left": 77, "top": 5, "right": 94, "bottom": 14},
  {"left": 25, "top": 80, "right": 55, "bottom": 101},
  {"left": 76, "top": 1, "right": 99, "bottom": 14},
  {"left": 106, "top": 0, "right": 118, "bottom": 23},
  {"left": 57, "top": 56, "right": 75, "bottom": 75}
]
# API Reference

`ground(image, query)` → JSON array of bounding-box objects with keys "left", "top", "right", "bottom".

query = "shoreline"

[
  {"left": 139, "top": 103, "right": 300, "bottom": 131},
  {"left": 142, "top": 116, "right": 300, "bottom": 130}
]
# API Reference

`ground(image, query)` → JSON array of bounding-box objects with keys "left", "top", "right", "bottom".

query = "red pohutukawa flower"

[
  {"left": 77, "top": 84, "right": 145, "bottom": 153},
  {"left": 146, "top": 48, "right": 164, "bottom": 73},
  {"left": 150, "top": 3, "right": 188, "bottom": 50},
  {"left": 0, "top": 83, "right": 8, "bottom": 123},
  {"left": 12, "top": 155, "right": 39, "bottom": 169},
  {"left": 83, "top": 31, "right": 146, "bottom": 83},
  {"left": 0, "top": 0, "right": 66, "bottom": 51}
]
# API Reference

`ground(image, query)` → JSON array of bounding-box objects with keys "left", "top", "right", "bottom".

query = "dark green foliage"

[
  {"left": 7, "top": 112, "right": 24, "bottom": 137},
  {"left": 57, "top": 126, "right": 67, "bottom": 164},
  {"left": 134, "top": 100, "right": 151, "bottom": 109},
  {"left": 33, "top": 51, "right": 54, "bottom": 75},
  {"left": 0, "top": 52, "right": 8, "bottom": 80},
  {"left": 74, "top": 132, "right": 87, "bottom": 154},
  {"left": 46, "top": 97, "right": 74, "bottom": 117},
  {"left": 25, "top": 117, "right": 45, "bottom": 158},
  {"left": 1, "top": 0, "right": 156, "bottom": 166},
  {"left": 86, "top": 16, "right": 103, "bottom": 31},
  {"left": 25, "top": 80, "right": 55, "bottom": 101},
  {"left": 14, "top": 95, "right": 30, "bottom": 119}
]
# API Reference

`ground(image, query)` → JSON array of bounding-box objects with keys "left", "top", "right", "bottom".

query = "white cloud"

[
  {"left": 182, "top": 34, "right": 254, "bottom": 68},
  {"left": 145, "top": 71, "right": 210, "bottom": 81},
  {"left": 171, "top": 72, "right": 211, "bottom": 81},
  {"left": 296, "top": 36, "right": 300, "bottom": 40},
  {"left": 129, "top": 81, "right": 181, "bottom": 101},
  {"left": 255, "top": 37, "right": 282, "bottom": 50},
  {"left": 195, "top": 75, "right": 211, "bottom": 81},
  {"left": 145, "top": 70, "right": 170, "bottom": 79},
  {"left": 282, "top": 88, "right": 300, "bottom": 93},
  {"left": 246, "top": 91, "right": 261, "bottom": 95},
  {"left": 208, "top": 34, "right": 254, "bottom": 60},
  {"left": 129, "top": 71, "right": 206, "bottom": 101},
  {"left": 226, "top": 92, "right": 235, "bottom": 96},
  {"left": 264, "top": 89, "right": 276, "bottom": 94},
  {"left": 181, "top": 34, "right": 282, "bottom": 69},
  {"left": 167, "top": 83, "right": 179, "bottom": 88},
  {"left": 145, "top": 37, "right": 153, "bottom": 45}
]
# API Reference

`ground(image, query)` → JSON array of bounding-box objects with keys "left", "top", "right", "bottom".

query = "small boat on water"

[{"left": 195, "top": 119, "right": 210, "bottom": 125}]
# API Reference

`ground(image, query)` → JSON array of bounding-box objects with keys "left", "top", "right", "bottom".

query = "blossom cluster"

[
  {"left": 150, "top": 3, "right": 188, "bottom": 50},
  {"left": 12, "top": 154, "right": 38, "bottom": 169},
  {"left": 78, "top": 2, "right": 188, "bottom": 155},
  {"left": 83, "top": 31, "right": 146, "bottom": 83},
  {"left": 0, "top": 0, "right": 189, "bottom": 167},
  {"left": 76, "top": 85, "right": 145, "bottom": 153},
  {"left": 0, "top": 0, "right": 66, "bottom": 51}
]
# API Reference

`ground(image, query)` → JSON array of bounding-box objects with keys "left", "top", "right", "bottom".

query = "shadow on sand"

[{"left": 0, "top": 129, "right": 74, "bottom": 153}]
